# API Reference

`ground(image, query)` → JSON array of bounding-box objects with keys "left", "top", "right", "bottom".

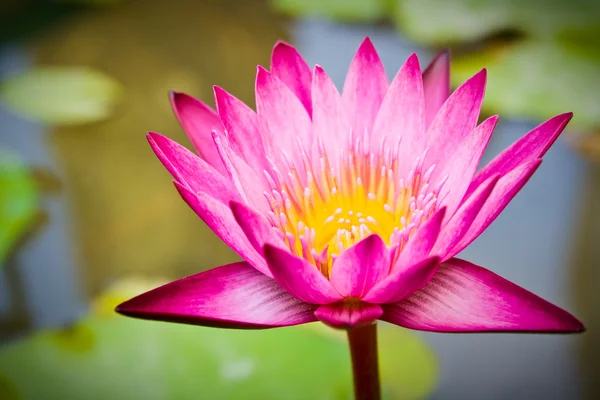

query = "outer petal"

[
  {"left": 426, "top": 69, "right": 486, "bottom": 177},
  {"left": 452, "top": 159, "right": 542, "bottom": 255},
  {"left": 270, "top": 40, "right": 313, "bottom": 116},
  {"left": 467, "top": 112, "right": 573, "bottom": 197},
  {"left": 148, "top": 132, "right": 239, "bottom": 205},
  {"left": 435, "top": 115, "right": 498, "bottom": 216},
  {"left": 116, "top": 262, "right": 317, "bottom": 329},
  {"left": 169, "top": 92, "right": 227, "bottom": 175},
  {"left": 371, "top": 53, "right": 425, "bottom": 178},
  {"left": 329, "top": 235, "right": 390, "bottom": 298},
  {"left": 312, "top": 65, "right": 351, "bottom": 167},
  {"left": 213, "top": 86, "right": 267, "bottom": 171},
  {"left": 382, "top": 258, "right": 585, "bottom": 333},
  {"left": 263, "top": 244, "right": 343, "bottom": 304},
  {"left": 433, "top": 174, "right": 499, "bottom": 261},
  {"left": 256, "top": 66, "right": 313, "bottom": 169},
  {"left": 314, "top": 302, "right": 383, "bottom": 329},
  {"left": 174, "top": 182, "right": 271, "bottom": 277},
  {"left": 422, "top": 50, "right": 450, "bottom": 129},
  {"left": 342, "top": 37, "right": 389, "bottom": 138},
  {"left": 230, "top": 200, "right": 287, "bottom": 256}
]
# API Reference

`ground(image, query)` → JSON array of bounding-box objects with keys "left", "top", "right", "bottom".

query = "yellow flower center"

[{"left": 264, "top": 136, "right": 444, "bottom": 276}]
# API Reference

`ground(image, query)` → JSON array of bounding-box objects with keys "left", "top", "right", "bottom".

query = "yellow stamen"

[{"left": 264, "top": 138, "right": 443, "bottom": 276}]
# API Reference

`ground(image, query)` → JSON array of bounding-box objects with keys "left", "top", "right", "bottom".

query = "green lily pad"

[
  {"left": 0, "top": 278, "right": 438, "bottom": 400},
  {"left": 0, "top": 151, "right": 39, "bottom": 267},
  {"left": 270, "top": 0, "right": 389, "bottom": 22},
  {"left": 393, "top": 0, "right": 600, "bottom": 44},
  {"left": 391, "top": 0, "right": 600, "bottom": 132},
  {"left": 450, "top": 40, "right": 600, "bottom": 131},
  {"left": 0, "top": 67, "right": 121, "bottom": 125}
]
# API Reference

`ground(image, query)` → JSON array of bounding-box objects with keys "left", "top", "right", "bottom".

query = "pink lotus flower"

[{"left": 117, "top": 38, "right": 583, "bottom": 333}]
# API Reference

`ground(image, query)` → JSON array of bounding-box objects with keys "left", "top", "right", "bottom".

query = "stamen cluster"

[{"left": 264, "top": 132, "right": 447, "bottom": 276}]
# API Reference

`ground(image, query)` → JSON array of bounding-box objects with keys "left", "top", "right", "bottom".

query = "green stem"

[{"left": 347, "top": 322, "right": 381, "bottom": 400}]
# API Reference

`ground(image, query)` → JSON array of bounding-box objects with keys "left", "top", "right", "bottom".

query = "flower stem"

[{"left": 347, "top": 322, "right": 381, "bottom": 400}]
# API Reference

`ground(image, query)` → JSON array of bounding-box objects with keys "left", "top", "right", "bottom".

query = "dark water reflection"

[{"left": 0, "top": 0, "right": 597, "bottom": 399}]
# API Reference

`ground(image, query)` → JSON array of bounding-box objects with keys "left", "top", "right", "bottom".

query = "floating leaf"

[
  {"left": 388, "top": 0, "right": 600, "bottom": 132},
  {"left": 451, "top": 40, "right": 600, "bottom": 131},
  {"left": 270, "top": 0, "right": 389, "bottom": 22},
  {"left": 0, "top": 67, "right": 121, "bottom": 125},
  {"left": 0, "top": 151, "right": 39, "bottom": 266},
  {"left": 393, "top": 0, "right": 600, "bottom": 44},
  {"left": 0, "top": 278, "right": 438, "bottom": 400},
  {"left": 0, "top": 374, "right": 20, "bottom": 400}
]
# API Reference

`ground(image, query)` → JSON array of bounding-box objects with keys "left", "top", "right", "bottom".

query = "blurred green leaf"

[
  {"left": 451, "top": 40, "right": 600, "bottom": 130},
  {"left": 378, "top": 324, "right": 438, "bottom": 399},
  {"left": 271, "top": 0, "right": 390, "bottom": 22},
  {"left": 0, "top": 67, "right": 121, "bottom": 125},
  {"left": 0, "top": 278, "right": 438, "bottom": 400},
  {"left": 391, "top": 0, "right": 600, "bottom": 131},
  {"left": 393, "top": 0, "right": 600, "bottom": 44},
  {"left": 0, "top": 151, "right": 39, "bottom": 267}
]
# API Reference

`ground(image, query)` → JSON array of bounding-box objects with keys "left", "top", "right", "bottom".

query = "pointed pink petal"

[
  {"left": 426, "top": 69, "right": 487, "bottom": 184},
  {"left": 452, "top": 160, "right": 542, "bottom": 255},
  {"left": 312, "top": 65, "right": 351, "bottom": 167},
  {"left": 147, "top": 132, "right": 239, "bottom": 205},
  {"left": 212, "top": 132, "right": 270, "bottom": 212},
  {"left": 362, "top": 257, "right": 440, "bottom": 304},
  {"left": 382, "top": 258, "right": 585, "bottom": 333},
  {"left": 170, "top": 92, "right": 227, "bottom": 175},
  {"left": 342, "top": 37, "right": 389, "bottom": 138},
  {"left": 213, "top": 86, "right": 267, "bottom": 170},
  {"left": 422, "top": 50, "right": 450, "bottom": 129},
  {"left": 270, "top": 40, "right": 313, "bottom": 116},
  {"left": 174, "top": 182, "right": 271, "bottom": 277},
  {"left": 395, "top": 207, "right": 446, "bottom": 268},
  {"left": 230, "top": 200, "right": 287, "bottom": 256},
  {"left": 467, "top": 112, "right": 573, "bottom": 197},
  {"left": 362, "top": 209, "right": 445, "bottom": 303},
  {"left": 435, "top": 115, "right": 498, "bottom": 216},
  {"left": 314, "top": 302, "right": 383, "bottom": 329},
  {"left": 263, "top": 244, "right": 343, "bottom": 304},
  {"left": 372, "top": 53, "right": 425, "bottom": 177},
  {"left": 256, "top": 66, "right": 313, "bottom": 168},
  {"left": 433, "top": 174, "right": 499, "bottom": 261},
  {"left": 329, "top": 235, "right": 390, "bottom": 298},
  {"left": 116, "top": 262, "right": 317, "bottom": 329}
]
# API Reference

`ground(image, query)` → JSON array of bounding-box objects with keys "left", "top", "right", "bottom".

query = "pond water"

[{"left": 0, "top": 1, "right": 593, "bottom": 399}]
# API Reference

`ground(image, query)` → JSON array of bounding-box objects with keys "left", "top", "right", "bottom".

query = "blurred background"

[{"left": 0, "top": 0, "right": 598, "bottom": 399}]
